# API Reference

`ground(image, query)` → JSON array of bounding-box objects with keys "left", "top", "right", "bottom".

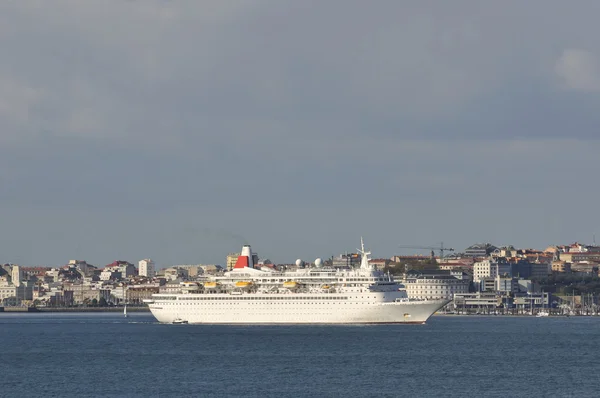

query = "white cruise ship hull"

[{"left": 147, "top": 294, "right": 448, "bottom": 325}]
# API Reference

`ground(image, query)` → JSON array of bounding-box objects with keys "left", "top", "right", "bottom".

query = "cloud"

[
  {"left": 8, "top": 0, "right": 600, "bottom": 151},
  {"left": 1, "top": 1, "right": 600, "bottom": 265},
  {"left": 0, "top": 77, "right": 45, "bottom": 144},
  {"left": 555, "top": 48, "right": 600, "bottom": 92}
]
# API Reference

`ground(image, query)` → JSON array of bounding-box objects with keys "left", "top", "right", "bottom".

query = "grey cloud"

[
  {"left": 555, "top": 49, "right": 600, "bottom": 92},
  {"left": 1, "top": 1, "right": 600, "bottom": 265},
  {"left": 2, "top": 0, "right": 600, "bottom": 148}
]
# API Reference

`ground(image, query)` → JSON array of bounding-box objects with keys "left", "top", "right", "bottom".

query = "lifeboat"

[
  {"left": 283, "top": 281, "right": 299, "bottom": 289},
  {"left": 203, "top": 282, "right": 219, "bottom": 289},
  {"left": 321, "top": 285, "right": 331, "bottom": 290},
  {"left": 235, "top": 281, "right": 253, "bottom": 288}
]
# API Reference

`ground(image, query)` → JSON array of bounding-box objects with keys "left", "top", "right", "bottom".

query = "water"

[{"left": 0, "top": 313, "right": 598, "bottom": 398}]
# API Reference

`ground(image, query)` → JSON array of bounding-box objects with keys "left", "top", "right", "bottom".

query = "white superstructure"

[{"left": 146, "top": 239, "right": 449, "bottom": 324}]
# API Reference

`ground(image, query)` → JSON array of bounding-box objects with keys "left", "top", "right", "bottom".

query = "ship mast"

[{"left": 357, "top": 237, "right": 373, "bottom": 270}]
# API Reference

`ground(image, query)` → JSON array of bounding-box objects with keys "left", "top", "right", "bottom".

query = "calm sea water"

[{"left": 0, "top": 313, "right": 598, "bottom": 398}]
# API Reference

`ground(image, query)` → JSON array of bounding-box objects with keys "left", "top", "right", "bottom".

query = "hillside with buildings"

[{"left": 1, "top": 241, "right": 600, "bottom": 315}]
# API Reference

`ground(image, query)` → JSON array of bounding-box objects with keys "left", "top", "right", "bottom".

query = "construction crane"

[{"left": 397, "top": 242, "right": 455, "bottom": 261}]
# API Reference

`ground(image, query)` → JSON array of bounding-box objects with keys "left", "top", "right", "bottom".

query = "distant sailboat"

[
  {"left": 124, "top": 304, "right": 128, "bottom": 318},
  {"left": 537, "top": 292, "right": 550, "bottom": 317}
]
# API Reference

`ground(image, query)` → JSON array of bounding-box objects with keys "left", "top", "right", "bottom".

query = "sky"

[{"left": 1, "top": 0, "right": 600, "bottom": 267}]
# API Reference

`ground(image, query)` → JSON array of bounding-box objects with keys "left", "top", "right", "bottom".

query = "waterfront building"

[
  {"left": 159, "top": 280, "right": 185, "bottom": 294},
  {"left": 110, "top": 285, "right": 126, "bottom": 304},
  {"left": 513, "top": 292, "right": 550, "bottom": 310},
  {"left": 46, "top": 290, "right": 73, "bottom": 307},
  {"left": 453, "top": 293, "right": 500, "bottom": 311},
  {"left": 126, "top": 284, "right": 160, "bottom": 304},
  {"left": 453, "top": 291, "right": 549, "bottom": 313},
  {"left": 0, "top": 280, "right": 17, "bottom": 303},
  {"left": 478, "top": 277, "right": 496, "bottom": 292},
  {"left": 517, "top": 279, "right": 534, "bottom": 293},
  {"left": 0, "top": 280, "right": 34, "bottom": 305},
  {"left": 62, "top": 282, "right": 109, "bottom": 305},
  {"left": 403, "top": 270, "right": 470, "bottom": 301},
  {"left": 138, "top": 259, "right": 155, "bottom": 278},
  {"left": 495, "top": 276, "right": 519, "bottom": 293}
]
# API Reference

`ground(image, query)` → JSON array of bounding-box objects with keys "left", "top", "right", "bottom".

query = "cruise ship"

[{"left": 145, "top": 239, "right": 449, "bottom": 324}]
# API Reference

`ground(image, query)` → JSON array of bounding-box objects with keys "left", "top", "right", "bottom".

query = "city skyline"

[
  {"left": 1, "top": 1, "right": 599, "bottom": 266},
  {"left": 2, "top": 239, "right": 598, "bottom": 269}
]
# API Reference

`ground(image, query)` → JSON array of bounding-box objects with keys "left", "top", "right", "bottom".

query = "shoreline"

[{"left": 434, "top": 313, "right": 597, "bottom": 317}]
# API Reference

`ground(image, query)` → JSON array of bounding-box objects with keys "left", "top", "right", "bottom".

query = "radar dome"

[
  {"left": 295, "top": 259, "right": 303, "bottom": 267},
  {"left": 314, "top": 258, "right": 323, "bottom": 267}
]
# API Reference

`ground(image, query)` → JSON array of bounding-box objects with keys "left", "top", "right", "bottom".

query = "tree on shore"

[{"left": 535, "top": 273, "right": 600, "bottom": 295}]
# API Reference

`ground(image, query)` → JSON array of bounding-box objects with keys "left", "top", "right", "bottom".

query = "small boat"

[
  {"left": 124, "top": 305, "right": 128, "bottom": 318},
  {"left": 536, "top": 311, "right": 549, "bottom": 317},
  {"left": 172, "top": 318, "right": 188, "bottom": 324}
]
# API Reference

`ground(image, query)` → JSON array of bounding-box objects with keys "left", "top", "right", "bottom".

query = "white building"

[
  {"left": 0, "top": 279, "right": 33, "bottom": 305},
  {"left": 139, "top": 259, "right": 155, "bottom": 278},
  {"left": 172, "top": 265, "right": 202, "bottom": 277},
  {"left": 163, "top": 267, "right": 188, "bottom": 281},
  {"left": 0, "top": 280, "right": 17, "bottom": 303},
  {"left": 45, "top": 268, "right": 60, "bottom": 282},
  {"left": 11, "top": 265, "right": 22, "bottom": 287},
  {"left": 403, "top": 271, "right": 470, "bottom": 301},
  {"left": 473, "top": 259, "right": 511, "bottom": 283},
  {"left": 69, "top": 260, "right": 92, "bottom": 277},
  {"left": 100, "top": 269, "right": 121, "bottom": 281}
]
